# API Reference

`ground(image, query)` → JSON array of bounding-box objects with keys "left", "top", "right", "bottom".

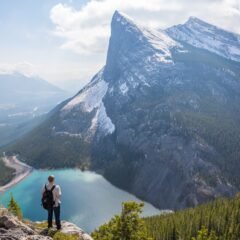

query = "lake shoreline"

[
  {"left": 0, "top": 168, "right": 161, "bottom": 232},
  {"left": 0, "top": 157, "right": 166, "bottom": 214},
  {"left": 0, "top": 155, "right": 33, "bottom": 192}
]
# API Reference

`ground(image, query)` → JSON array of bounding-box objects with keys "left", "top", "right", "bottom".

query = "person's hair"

[{"left": 48, "top": 175, "right": 55, "bottom": 183}]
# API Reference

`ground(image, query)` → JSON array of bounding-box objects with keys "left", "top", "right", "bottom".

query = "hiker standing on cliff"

[{"left": 41, "top": 175, "right": 62, "bottom": 230}]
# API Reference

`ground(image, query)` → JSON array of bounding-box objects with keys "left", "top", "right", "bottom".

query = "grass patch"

[
  {"left": 53, "top": 232, "right": 80, "bottom": 240},
  {"left": 33, "top": 221, "right": 48, "bottom": 229}
]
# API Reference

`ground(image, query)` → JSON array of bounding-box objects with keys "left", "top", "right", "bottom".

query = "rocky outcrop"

[
  {"left": 0, "top": 214, "right": 46, "bottom": 240},
  {"left": 60, "top": 221, "right": 93, "bottom": 240},
  {"left": 0, "top": 208, "right": 93, "bottom": 240}
]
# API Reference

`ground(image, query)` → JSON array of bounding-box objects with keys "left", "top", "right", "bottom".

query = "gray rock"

[
  {"left": 0, "top": 215, "right": 18, "bottom": 229},
  {"left": 0, "top": 215, "right": 34, "bottom": 235},
  {"left": 0, "top": 212, "right": 92, "bottom": 240},
  {"left": 34, "top": 220, "right": 93, "bottom": 240},
  {"left": 60, "top": 221, "right": 84, "bottom": 235},
  {"left": 0, "top": 208, "right": 8, "bottom": 217}
]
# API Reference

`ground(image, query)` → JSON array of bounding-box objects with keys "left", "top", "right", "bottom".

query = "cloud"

[
  {"left": 50, "top": 0, "right": 240, "bottom": 55},
  {"left": 0, "top": 62, "right": 36, "bottom": 77}
]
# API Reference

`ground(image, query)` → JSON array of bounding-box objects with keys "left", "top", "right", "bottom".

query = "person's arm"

[{"left": 55, "top": 185, "right": 62, "bottom": 198}]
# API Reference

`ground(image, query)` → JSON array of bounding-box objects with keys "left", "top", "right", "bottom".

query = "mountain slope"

[{"left": 7, "top": 11, "right": 240, "bottom": 209}]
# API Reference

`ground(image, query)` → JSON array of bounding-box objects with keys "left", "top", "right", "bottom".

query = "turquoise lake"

[{"left": 0, "top": 169, "right": 160, "bottom": 232}]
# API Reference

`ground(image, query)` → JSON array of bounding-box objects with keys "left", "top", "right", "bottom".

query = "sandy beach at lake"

[{"left": 0, "top": 155, "right": 33, "bottom": 192}]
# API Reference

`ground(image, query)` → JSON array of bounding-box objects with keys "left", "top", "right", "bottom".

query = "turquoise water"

[{"left": 0, "top": 169, "right": 160, "bottom": 232}]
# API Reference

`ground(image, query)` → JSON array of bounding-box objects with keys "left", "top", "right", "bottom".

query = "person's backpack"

[{"left": 41, "top": 185, "right": 55, "bottom": 210}]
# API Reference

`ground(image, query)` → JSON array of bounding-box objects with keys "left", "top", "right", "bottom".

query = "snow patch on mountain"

[
  {"left": 89, "top": 102, "right": 115, "bottom": 137},
  {"left": 166, "top": 17, "right": 240, "bottom": 62},
  {"left": 119, "top": 82, "right": 129, "bottom": 95},
  {"left": 55, "top": 131, "right": 82, "bottom": 138},
  {"left": 142, "top": 28, "right": 178, "bottom": 63},
  {"left": 62, "top": 72, "right": 108, "bottom": 112},
  {"left": 62, "top": 70, "right": 115, "bottom": 136}
]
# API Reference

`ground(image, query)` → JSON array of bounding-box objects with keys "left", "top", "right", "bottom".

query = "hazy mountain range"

[{"left": 0, "top": 73, "right": 69, "bottom": 147}]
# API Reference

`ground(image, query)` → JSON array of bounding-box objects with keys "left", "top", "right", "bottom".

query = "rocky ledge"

[{"left": 0, "top": 208, "right": 93, "bottom": 240}]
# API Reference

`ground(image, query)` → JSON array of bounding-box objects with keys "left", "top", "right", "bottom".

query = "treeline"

[{"left": 144, "top": 194, "right": 240, "bottom": 240}]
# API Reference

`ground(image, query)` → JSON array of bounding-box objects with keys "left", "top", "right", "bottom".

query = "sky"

[{"left": 0, "top": 0, "right": 239, "bottom": 92}]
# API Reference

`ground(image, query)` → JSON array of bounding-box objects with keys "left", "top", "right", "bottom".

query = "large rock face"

[
  {"left": 0, "top": 213, "right": 49, "bottom": 240},
  {"left": 9, "top": 11, "right": 240, "bottom": 209}
]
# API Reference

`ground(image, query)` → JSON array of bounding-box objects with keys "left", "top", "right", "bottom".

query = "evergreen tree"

[
  {"left": 92, "top": 201, "right": 152, "bottom": 240},
  {"left": 192, "top": 227, "right": 218, "bottom": 240},
  {"left": 208, "top": 230, "right": 218, "bottom": 240},
  {"left": 171, "top": 224, "right": 178, "bottom": 240},
  {"left": 144, "top": 195, "right": 240, "bottom": 240},
  {"left": 8, "top": 194, "right": 22, "bottom": 219},
  {"left": 192, "top": 226, "right": 209, "bottom": 240}
]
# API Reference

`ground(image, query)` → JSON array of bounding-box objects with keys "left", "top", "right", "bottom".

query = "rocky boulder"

[
  {"left": 60, "top": 221, "right": 92, "bottom": 240},
  {"left": 0, "top": 209, "right": 93, "bottom": 240}
]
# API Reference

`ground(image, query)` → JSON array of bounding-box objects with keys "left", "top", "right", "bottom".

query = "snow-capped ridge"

[
  {"left": 112, "top": 10, "right": 178, "bottom": 52},
  {"left": 166, "top": 16, "right": 240, "bottom": 62},
  {"left": 106, "top": 10, "right": 180, "bottom": 74},
  {"left": 185, "top": 16, "right": 240, "bottom": 37},
  {"left": 186, "top": 16, "right": 208, "bottom": 25}
]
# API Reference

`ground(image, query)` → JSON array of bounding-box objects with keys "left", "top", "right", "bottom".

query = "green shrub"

[{"left": 92, "top": 201, "right": 152, "bottom": 240}]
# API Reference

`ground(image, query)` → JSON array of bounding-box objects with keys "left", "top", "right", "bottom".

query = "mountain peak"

[
  {"left": 185, "top": 16, "right": 223, "bottom": 32},
  {"left": 111, "top": 10, "right": 141, "bottom": 35},
  {"left": 166, "top": 16, "right": 240, "bottom": 62},
  {"left": 112, "top": 10, "right": 134, "bottom": 25},
  {"left": 105, "top": 11, "right": 178, "bottom": 81},
  {"left": 187, "top": 16, "right": 206, "bottom": 24},
  {"left": 111, "top": 10, "right": 177, "bottom": 48}
]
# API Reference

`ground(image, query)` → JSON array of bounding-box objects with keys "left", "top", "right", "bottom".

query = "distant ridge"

[{"left": 166, "top": 16, "right": 240, "bottom": 62}]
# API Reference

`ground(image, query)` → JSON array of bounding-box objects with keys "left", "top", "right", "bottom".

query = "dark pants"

[{"left": 48, "top": 205, "right": 61, "bottom": 229}]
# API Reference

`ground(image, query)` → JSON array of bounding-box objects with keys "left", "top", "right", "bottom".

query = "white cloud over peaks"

[
  {"left": 0, "top": 62, "right": 36, "bottom": 77},
  {"left": 50, "top": 3, "right": 110, "bottom": 54},
  {"left": 50, "top": 0, "right": 240, "bottom": 55}
]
